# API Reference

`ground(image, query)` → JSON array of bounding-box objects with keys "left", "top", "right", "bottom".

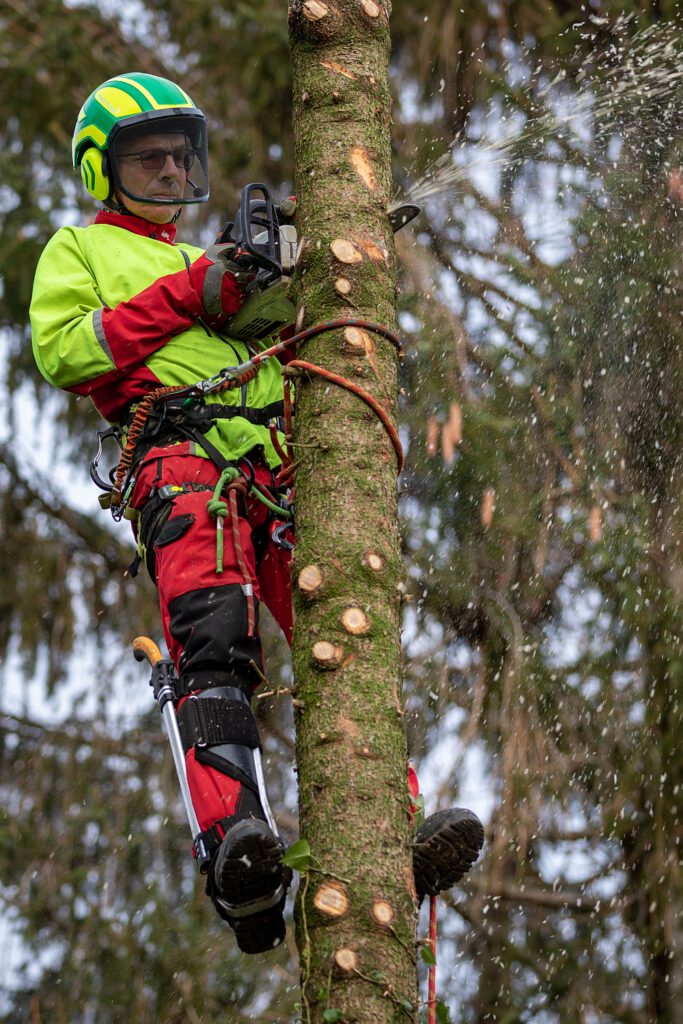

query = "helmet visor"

[{"left": 109, "top": 113, "right": 209, "bottom": 205}]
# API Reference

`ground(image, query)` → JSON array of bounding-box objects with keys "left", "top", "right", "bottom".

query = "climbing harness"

[{"left": 97, "top": 316, "right": 404, "bottom": 519}]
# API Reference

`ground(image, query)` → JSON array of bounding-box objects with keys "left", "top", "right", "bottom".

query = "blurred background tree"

[{"left": 1, "top": 1, "right": 681, "bottom": 1021}]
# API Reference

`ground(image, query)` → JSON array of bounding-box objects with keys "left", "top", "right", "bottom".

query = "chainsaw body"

[
  {"left": 219, "top": 183, "right": 420, "bottom": 343},
  {"left": 219, "top": 183, "right": 297, "bottom": 342}
]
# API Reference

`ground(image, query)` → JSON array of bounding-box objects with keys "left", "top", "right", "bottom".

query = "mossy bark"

[{"left": 288, "top": 2, "right": 419, "bottom": 1022}]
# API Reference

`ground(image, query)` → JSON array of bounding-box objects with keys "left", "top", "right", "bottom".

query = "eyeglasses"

[{"left": 118, "top": 148, "right": 196, "bottom": 171}]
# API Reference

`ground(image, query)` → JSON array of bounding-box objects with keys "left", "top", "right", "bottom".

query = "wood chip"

[
  {"left": 589, "top": 505, "right": 602, "bottom": 542},
  {"left": 481, "top": 487, "right": 496, "bottom": 529},
  {"left": 426, "top": 416, "right": 439, "bottom": 457},
  {"left": 448, "top": 402, "right": 462, "bottom": 445},
  {"left": 321, "top": 60, "right": 357, "bottom": 80},
  {"left": 442, "top": 424, "right": 455, "bottom": 466}
]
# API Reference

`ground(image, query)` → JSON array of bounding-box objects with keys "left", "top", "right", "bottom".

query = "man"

[{"left": 31, "top": 72, "right": 484, "bottom": 954}]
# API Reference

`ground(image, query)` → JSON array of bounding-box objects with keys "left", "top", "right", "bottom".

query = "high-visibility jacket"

[{"left": 30, "top": 211, "right": 285, "bottom": 468}]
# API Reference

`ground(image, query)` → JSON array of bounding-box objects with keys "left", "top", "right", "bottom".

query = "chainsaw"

[{"left": 216, "top": 182, "right": 420, "bottom": 343}]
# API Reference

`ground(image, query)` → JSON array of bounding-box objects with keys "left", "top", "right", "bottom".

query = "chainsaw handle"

[{"left": 132, "top": 636, "right": 163, "bottom": 668}]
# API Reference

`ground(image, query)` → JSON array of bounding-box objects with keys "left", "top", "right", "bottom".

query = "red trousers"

[
  {"left": 131, "top": 444, "right": 292, "bottom": 833},
  {"left": 131, "top": 442, "right": 419, "bottom": 845}
]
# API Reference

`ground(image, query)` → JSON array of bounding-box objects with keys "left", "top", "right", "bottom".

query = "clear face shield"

[{"left": 108, "top": 111, "right": 210, "bottom": 206}]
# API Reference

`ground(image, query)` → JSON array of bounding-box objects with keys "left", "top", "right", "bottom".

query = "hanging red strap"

[{"left": 428, "top": 894, "right": 438, "bottom": 1024}]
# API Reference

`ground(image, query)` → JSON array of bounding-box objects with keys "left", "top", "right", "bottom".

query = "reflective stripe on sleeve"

[{"left": 92, "top": 308, "right": 115, "bottom": 364}]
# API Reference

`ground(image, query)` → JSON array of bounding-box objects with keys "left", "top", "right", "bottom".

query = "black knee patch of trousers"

[{"left": 168, "top": 583, "right": 264, "bottom": 696}]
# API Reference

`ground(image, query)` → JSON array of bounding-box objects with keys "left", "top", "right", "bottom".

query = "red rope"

[
  {"left": 428, "top": 895, "right": 438, "bottom": 1024},
  {"left": 227, "top": 480, "right": 256, "bottom": 637}
]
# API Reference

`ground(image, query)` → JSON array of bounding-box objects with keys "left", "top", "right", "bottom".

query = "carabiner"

[
  {"left": 272, "top": 521, "right": 294, "bottom": 551},
  {"left": 237, "top": 457, "right": 256, "bottom": 490},
  {"left": 89, "top": 426, "right": 122, "bottom": 492}
]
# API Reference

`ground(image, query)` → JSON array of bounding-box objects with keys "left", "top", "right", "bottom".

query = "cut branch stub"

[
  {"left": 360, "top": 0, "right": 381, "bottom": 15},
  {"left": 313, "top": 880, "right": 349, "bottom": 919},
  {"left": 312, "top": 640, "right": 345, "bottom": 669},
  {"left": 335, "top": 277, "right": 352, "bottom": 296},
  {"left": 330, "top": 238, "right": 363, "bottom": 264},
  {"left": 352, "top": 236, "right": 386, "bottom": 262},
  {"left": 298, "top": 563, "right": 325, "bottom": 597},
  {"left": 303, "top": 0, "right": 329, "bottom": 18},
  {"left": 342, "top": 326, "right": 369, "bottom": 354},
  {"left": 361, "top": 550, "right": 384, "bottom": 573},
  {"left": 334, "top": 947, "right": 358, "bottom": 974},
  {"left": 370, "top": 898, "right": 395, "bottom": 928},
  {"left": 341, "top": 607, "right": 371, "bottom": 635}
]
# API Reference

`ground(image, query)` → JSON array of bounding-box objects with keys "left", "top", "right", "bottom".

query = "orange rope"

[
  {"left": 284, "top": 359, "right": 404, "bottom": 474},
  {"left": 112, "top": 384, "right": 186, "bottom": 505}
]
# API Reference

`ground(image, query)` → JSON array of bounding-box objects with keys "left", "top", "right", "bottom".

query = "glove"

[{"left": 185, "top": 245, "right": 246, "bottom": 321}]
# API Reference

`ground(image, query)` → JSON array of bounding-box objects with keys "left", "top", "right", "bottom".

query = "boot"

[
  {"left": 209, "top": 812, "right": 292, "bottom": 954},
  {"left": 177, "top": 685, "right": 291, "bottom": 953},
  {"left": 413, "top": 808, "right": 484, "bottom": 900}
]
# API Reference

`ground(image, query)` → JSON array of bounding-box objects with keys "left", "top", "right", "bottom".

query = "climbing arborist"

[{"left": 30, "top": 71, "right": 484, "bottom": 954}]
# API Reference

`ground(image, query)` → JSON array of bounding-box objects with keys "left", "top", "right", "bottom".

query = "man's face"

[{"left": 114, "top": 131, "right": 192, "bottom": 223}]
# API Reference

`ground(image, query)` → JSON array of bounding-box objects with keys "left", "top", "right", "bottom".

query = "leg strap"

[
  {"left": 177, "top": 693, "right": 261, "bottom": 752},
  {"left": 194, "top": 812, "right": 242, "bottom": 862}
]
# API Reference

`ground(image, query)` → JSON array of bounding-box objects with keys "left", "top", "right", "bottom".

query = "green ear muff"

[{"left": 80, "top": 148, "right": 110, "bottom": 202}]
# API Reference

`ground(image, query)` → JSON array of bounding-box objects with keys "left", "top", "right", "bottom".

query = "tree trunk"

[{"left": 288, "top": 2, "right": 419, "bottom": 1021}]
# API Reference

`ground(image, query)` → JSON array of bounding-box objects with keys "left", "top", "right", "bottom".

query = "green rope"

[
  {"left": 250, "top": 484, "right": 293, "bottom": 519},
  {"left": 206, "top": 467, "right": 240, "bottom": 573}
]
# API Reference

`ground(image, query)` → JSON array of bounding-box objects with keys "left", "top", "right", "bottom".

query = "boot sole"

[
  {"left": 213, "top": 819, "right": 289, "bottom": 954},
  {"left": 413, "top": 808, "right": 485, "bottom": 898}
]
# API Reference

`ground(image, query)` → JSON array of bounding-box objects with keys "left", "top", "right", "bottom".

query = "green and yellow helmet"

[{"left": 72, "top": 72, "right": 209, "bottom": 206}]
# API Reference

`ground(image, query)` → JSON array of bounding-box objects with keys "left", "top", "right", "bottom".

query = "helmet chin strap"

[{"left": 104, "top": 197, "right": 130, "bottom": 215}]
